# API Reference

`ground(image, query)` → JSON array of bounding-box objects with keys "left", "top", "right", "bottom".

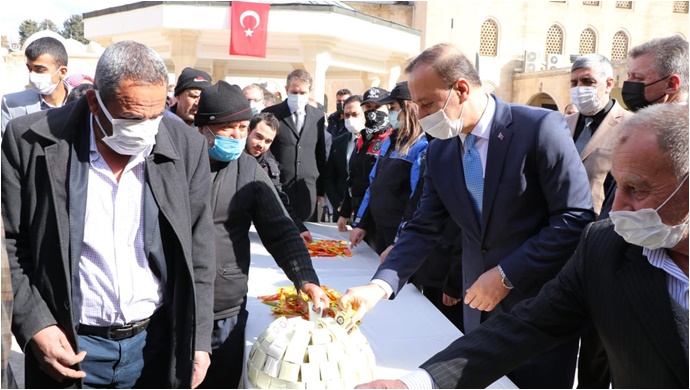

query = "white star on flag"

[{"left": 244, "top": 28, "right": 254, "bottom": 37}]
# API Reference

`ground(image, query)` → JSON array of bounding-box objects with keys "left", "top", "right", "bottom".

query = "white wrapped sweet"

[{"left": 248, "top": 316, "right": 376, "bottom": 389}]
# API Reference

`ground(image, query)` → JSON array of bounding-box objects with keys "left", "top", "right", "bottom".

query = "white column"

[
  {"left": 300, "top": 36, "right": 336, "bottom": 104},
  {"left": 362, "top": 72, "right": 381, "bottom": 89},
  {"left": 385, "top": 53, "right": 407, "bottom": 89},
  {"left": 164, "top": 31, "right": 201, "bottom": 76}
]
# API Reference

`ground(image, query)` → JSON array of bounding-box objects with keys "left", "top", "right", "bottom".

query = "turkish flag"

[{"left": 230, "top": 1, "right": 270, "bottom": 58}]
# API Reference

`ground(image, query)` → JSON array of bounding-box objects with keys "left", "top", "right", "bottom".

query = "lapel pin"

[{"left": 498, "top": 132, "right": 504, "bottom": 141}]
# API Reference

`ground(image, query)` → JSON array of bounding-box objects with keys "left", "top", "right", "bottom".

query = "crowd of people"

[{"left": 0, "top": 32, "right": 687, "bottom": 389}]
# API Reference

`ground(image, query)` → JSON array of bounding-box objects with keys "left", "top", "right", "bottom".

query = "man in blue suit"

[{"left": 341, "top": 43, "right": 595, "bottom": 388}]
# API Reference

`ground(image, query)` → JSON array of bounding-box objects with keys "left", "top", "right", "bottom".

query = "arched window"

[
  {"left": 611, "top": 31, "right": 629, "bottom": 60},
  {"left": 579, "top": 28, "right": 597, "bottom": 55},
  {"left": 673, "top": 1, "right": 688, "bottom": 13},
  {"left": 479, "top": 19, "right": 499, "bottom": 56},
  {"left": 546, "top": 24, "right": 564, "bottom": 59}
]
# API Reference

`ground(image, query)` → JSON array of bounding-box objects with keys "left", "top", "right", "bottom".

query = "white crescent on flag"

[
  {"left": 230, "top": 2, "right": 269, "bottom": 57},
  {"left": 240, "top": 10, "right": 261, "bottom": 29}
]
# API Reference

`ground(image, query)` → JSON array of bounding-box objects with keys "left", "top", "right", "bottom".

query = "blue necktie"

[{"left": 463, "top": 134, "right": 484, "bottom": 223}]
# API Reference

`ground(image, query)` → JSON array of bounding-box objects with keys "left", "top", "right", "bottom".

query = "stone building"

[{"left": 351, "top": 0, "right": 688, "bottom": 112}]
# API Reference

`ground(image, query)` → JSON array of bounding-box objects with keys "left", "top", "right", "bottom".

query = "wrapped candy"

[{"left": 248, "top": 316, "right": 375, "bottom": 389}]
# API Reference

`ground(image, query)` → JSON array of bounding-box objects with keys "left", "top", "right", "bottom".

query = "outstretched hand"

[
  {"left": 300, "top": 231, "right": 313, "bottom": 245},
  {"left": 337, "top": 216, "right": 350, "bottom": 232},
  {"left": 300, "top": 283, "right": 330, "bottom": 316},
  {"left": 339, "top": 283, "right": 386, "bottom": 324},
  {"left": 356, "top": 379, "right": 408, "bottom": 389},
  {"left": 350, "top": 228, "right": 367, "bottom": 248}
]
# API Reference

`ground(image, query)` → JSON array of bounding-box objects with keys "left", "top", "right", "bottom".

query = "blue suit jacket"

[{"left": 374, "top": 95, "right": 595, "bottom": 332}]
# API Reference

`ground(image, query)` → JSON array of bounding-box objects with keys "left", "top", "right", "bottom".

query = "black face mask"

[
  {"left": 621, "top": 75, "right": 670, "bottom": 112},
  {"left": 362, "top": 109, "right": 390, "bottom": 140},
  {"left": 336, "top": 102, "right": 345, "bottom": 114}
]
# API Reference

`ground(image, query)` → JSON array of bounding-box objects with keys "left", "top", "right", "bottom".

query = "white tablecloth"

[{"left": 243, "top": 222, "right": 517, "bottom": 389}]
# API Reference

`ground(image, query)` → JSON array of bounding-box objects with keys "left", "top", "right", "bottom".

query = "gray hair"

[
  {"left": 404, "top": 43, "right": 482, "bottom": 87},
  {"left": 244, "top": 84, "right": 263, "bottom": 93},
  {"left": 286, "top": 69, "right": 312, "bottom": 88},
  {"left": 94, "top": 41, "right": 169, "bottom": 102},
  {"left": 618, "top": 103, "right": 689, "bottom": 180},
  {"left": 629, "top": 35, "right": 689, "bottom": 94},
  {"left": 571, "top": 53, "right": 613, "bottom": 79}
]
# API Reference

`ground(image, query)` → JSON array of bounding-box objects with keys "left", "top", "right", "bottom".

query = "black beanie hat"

[
  {"left": 174, "top": 67, "right": 212, "bottom": 96},
  {"left": 194, "top": 81, "right": 254, "bottom": 127}
]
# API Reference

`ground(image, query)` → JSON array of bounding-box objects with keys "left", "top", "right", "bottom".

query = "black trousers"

[
  {"left": 199, "top": 308, "right": 249, "bottom": 389},
  {"left": 351, "top": 196, "right": 378, "bottom": 253},
  {"left": 373, "top": 225, "right": 398, "bottom": 255},
  {"left": 577, "top": 324, "right": 611, "bottom": 388}
]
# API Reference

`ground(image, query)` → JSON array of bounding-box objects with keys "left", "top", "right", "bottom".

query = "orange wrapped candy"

[{"left": 306, "top": 240, "right": 353, "bottom": 258}]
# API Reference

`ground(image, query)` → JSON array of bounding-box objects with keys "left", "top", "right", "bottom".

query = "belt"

[{"left": 78, "top": 317, "right": 151, "bottom": 341}]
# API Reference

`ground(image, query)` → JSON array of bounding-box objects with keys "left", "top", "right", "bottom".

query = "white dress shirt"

[
  {"left": 78, "top": 118, "right": 163, "bottom": 326},
  {"left": 458, "top": 93, "right": 495, "bottom": 177}
]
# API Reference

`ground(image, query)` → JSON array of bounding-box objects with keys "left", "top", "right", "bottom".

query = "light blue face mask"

[
  {"left": 388, "top": 110, "right": 400, "bottom": 129},
  {"left": 208, "top": 133, "right": 247, "bottom": 162}
]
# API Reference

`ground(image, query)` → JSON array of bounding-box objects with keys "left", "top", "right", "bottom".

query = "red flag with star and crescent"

[{"left": 230, "top": 1, "right": 270, "bottom": 58}]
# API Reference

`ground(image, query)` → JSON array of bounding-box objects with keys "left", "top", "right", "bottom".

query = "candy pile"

[
  {"left": 247, "top": 315, "right": 375, "bottom": 389},
  {"left": 306, "top": 240, "right": 353, "bottom": 257},
  {"left": 258, "top": 285, "right": 344, "bottom": 320}
]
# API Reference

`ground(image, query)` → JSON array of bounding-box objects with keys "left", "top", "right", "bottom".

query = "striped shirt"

[
  {"left": 78, "top": 117, "right": 162, "bottom": 326},
  {"left": 643, "top": 247, "right": 689, "bottom": 309},
  {"left": 400, "top": 369, "right": 438, "bottom": 389}
]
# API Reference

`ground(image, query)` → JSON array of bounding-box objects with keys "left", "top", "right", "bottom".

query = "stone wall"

[{"left": 344, "top": 2, "right": 414, "bottom": 27}]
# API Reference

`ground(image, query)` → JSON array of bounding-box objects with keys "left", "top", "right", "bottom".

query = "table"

[{"left": 243, "top": 222, "right": 517, "bottom": 389}]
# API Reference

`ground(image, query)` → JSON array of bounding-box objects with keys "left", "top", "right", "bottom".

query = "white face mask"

[
  {"left": 29, "top": 67, "right": 62, "bottom": 95},
  {"left": 418, "top": 88, "right": 464, "bottom": 140},
  {"left": 609, "top": 175, "right": 689, "bottom": 249},
  {"left": 93, "top": 90, "right": 161, "bottom": 156},
  {"left": 287, "top": 93, "right": 309, "bottom": 113},
  {"left": 345, "top": 116, "right": 365, "bottom": 135},
  {"left": 250, "top": 101, "right": 264, "bottom": 116},
  {"left": 570, "top": 85, "right": 603, "bottom": 116}
]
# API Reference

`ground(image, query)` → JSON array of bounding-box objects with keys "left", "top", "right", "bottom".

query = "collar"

[
  {"left": 40, "top": 80, "right": 72, "bottom": 108},
  {"left": 460, "top": 93, "right": 496, "bottom": 142},
  {"left": 643, "top": 247, "right": 689, "bottom": 285}
]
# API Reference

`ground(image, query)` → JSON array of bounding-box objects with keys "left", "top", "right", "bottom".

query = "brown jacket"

[{"left": 565, "top": 99, "right": 632, "bottom": 215}]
